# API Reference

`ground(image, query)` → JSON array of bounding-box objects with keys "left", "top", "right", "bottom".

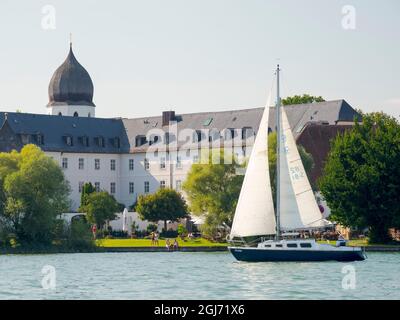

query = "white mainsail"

[
  {"left": 230, "top": 104, "right": 276, "bottom": 238},
  {"left": 279, "top": 107, "right": 325, "bottom": 230}
]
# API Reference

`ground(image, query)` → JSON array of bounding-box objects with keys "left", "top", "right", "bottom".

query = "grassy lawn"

[
  {"left": 96, "top": 238, "right": 228, "bottom": 248},
  {"left": 318, "top": 239, "right": 399, "bottom": 247},
  {"left": 318, "top": 239, "right": 368, "bottom": 247}
]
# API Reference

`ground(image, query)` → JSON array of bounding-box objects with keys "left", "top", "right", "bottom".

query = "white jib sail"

[
  {"left": 279, "top": 108, "right": 325, "bottom": 230},
  {"left": 230, "top": 104, "right": 276, "bottom": 238}
]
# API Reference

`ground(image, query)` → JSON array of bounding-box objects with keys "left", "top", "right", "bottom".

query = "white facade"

[
  {"left": 48, "top": 143, "right": 250, "bottom": 212},
  {"left": 48, "top": 104, "right": 95, "bottom": 118},
  {"left": 109, "top": 212, "right": 182, "bottom": 234}
]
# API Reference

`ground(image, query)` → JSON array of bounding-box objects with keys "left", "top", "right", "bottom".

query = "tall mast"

[{"left": 275, "top": 64, "right": 281, "bottom": 240}]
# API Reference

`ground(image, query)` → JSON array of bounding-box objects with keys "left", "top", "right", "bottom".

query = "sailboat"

[{"left": 228, "top": 65, "right": 366, "bottom": 262}]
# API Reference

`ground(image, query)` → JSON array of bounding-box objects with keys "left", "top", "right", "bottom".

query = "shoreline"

[
  {"left": 97, "top": 245, "right": 400, "bottom": 253},
  {"left": 98, "top": 246, "right": 228, "bottom": 253},
  {"left": 1, "top": 245, "right": 400, "bottom": 254}
]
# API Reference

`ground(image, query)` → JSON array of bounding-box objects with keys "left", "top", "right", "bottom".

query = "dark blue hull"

[{"left": 229, "top": 247, "right": 365, "bottom": 262}]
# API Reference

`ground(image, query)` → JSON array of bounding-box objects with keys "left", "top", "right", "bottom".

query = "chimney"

[{"left": 162, "top": 111, "right": 175, "bottom": 126}]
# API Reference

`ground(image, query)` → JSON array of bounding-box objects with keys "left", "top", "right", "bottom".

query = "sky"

[{"left": 0, "top": 0, "right": 399, "bottom": 119}]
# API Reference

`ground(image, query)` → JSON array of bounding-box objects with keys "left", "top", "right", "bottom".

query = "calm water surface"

[{"left": 0, "top": 252, "right": 399, "bottom": 299}]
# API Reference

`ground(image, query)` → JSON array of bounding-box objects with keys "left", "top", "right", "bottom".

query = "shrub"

[
  {"left": 146, "top": 224, "right": 158, "bottom": 233},
  {"left": 65, "top": 220, "right": 95, "bottom": 251},
  {"left": 161, "top": 229, "right": 178, "bottom": 238}
]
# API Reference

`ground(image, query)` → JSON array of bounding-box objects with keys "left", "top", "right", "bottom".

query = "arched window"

[
  {"left": 88, "top": 113, "right": 91, "bottom": 118},
  {"left": 73, "top": 112, "right": 79, "bottom": 117},
  {"left": 58, "top": 112, "right": 62, "bottom": 116}
]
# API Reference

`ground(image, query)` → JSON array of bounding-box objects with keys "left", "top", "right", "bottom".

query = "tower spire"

[{"left": 69, "top": 33, "right": 72, "bottom": 49}]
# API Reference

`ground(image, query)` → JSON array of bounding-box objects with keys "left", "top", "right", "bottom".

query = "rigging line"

[
  {"left": 266, "top": 69, "right": 276, "bottom": 107},
  {"left": 304, "top": 217, "right": 328, "bottom": 227},
  {"left": 288, "top": 157, "right": 302, "bottom": 164},
  {"left": 294, "top": 188, "right": 313, "bottom": 197}
]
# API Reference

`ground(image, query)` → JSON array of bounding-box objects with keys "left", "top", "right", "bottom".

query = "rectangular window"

[
  {"left": 176, "top": 156, "right": 182, "bottom": 169},
  {"left": 176, "top": 180, "right": 182, "bottom": 192},
  {"left": 300, "top": 243, "right": 312, "bottom": 248},
  {"left": 129, "top": 159, "right": 134, "bottom": 171},
  {"left": 78, "top": 181, "right": 84, "bottom": 193},
  {"left": 144, "top": 181, "right": 150, "bottom": 193},
  {"left": 287, "top": 243, "right": 298, "bottom": 248},
  {"left": 160, "top": 157, "right": 166, "bottom": 169},
  {"left": 37, "top": 134, "right": 44, "bottom": 145},
  {"left": 62, "top": 158, "right": 68, "bottom": 169},
  {"left": 95, "top": 159, "right": 100, "bottom": 170},
  {"left": 193, "top": 155, "right": 199, "bottom": 164},
  {"left": 95, "top": 182, "right": 100, "bottom": 192},
  {"left": 144, "top": 158, "right": 150, "bottom": 171},
  {"left": 78, "top": 158, "right": 84, "bottom": 170},
  {"left": 225, "top": 128, "right": 235, "bottom": 140},
  {"left": 65, "top": 136, "right": 73, "bottom": 146},
  {"left": 82, "top": 136, "right": 89, "bottom": 147},
  {"left": 129, "top": 182, "right": 134, "bottom": 194},
  {"left": 110, "top": 159, "right": 116, "bottom": 171},
  {"left": 110, "top": 182, "right": 116, "bottom": 194},
  {"left": 160, "top": 180, "right": 166, "bottom": 189}
]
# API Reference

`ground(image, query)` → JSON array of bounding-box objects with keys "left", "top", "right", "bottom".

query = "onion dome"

[{"left": 47, "top": 44, "right": 95, "bottom": 107}]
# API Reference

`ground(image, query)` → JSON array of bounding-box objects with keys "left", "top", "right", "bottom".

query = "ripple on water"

[{"left": 0, "top": 252, "right": 399, "bottom": 299}]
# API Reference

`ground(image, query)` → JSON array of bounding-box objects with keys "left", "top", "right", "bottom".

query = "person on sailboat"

[{"left": 337, "top": 234, "right": 347, "bottom": 247}]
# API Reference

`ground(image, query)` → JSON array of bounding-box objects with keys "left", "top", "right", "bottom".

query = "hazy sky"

[{"left": 0, "top": 0, "right": 399, "bottom": 119}]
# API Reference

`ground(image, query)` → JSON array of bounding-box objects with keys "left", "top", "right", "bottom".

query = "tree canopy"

[
  {"left": 319, "top": 112, "right": 400, "bottom": 243},
  {"left": 80, "top": 182, "right": 95, "bottom": 207},
  {"left": 79, "top": 191, "right": 119, "bottom": 229},
  {"left": 136, "top": 188, "right": 188, "bottom": 231},
  {"left": 0, "top": 144, "right": 70, "bottom": 245},
  {"left": 282, "top": 94, "right": 325, "bottom": 106},
  {"left": 182, "top": 151, "right": 243, "bottom": 238},
  {"left": 182, "top": 142, "right": 314, "bottom": 238}
]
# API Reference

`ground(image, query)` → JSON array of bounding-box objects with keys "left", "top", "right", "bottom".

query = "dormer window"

[
  {"left": 149, "top": 135, "right": 160, "bottom": 146},
  {"left": 165, "top": 132, "right": 175, "bottom": 144},
  {"left": 80, "top": 136, "right": 89, "bottom": 147},
  {"left": 36, "top": 134, "right": 44, "bottom": 145},
  {"left": 114, "top": 137, "right": 120, "bottom": 148},
  {"left": 135, "top": 135, "right": 147, "bottom": 147},
  {"left": 20, "top": 134, "right": 30, "bottom": 144},
  {"left": 193, "top": 130, "right": 204, "bottom": 143},
  {"left": 242, "top": 127, "right": 254, "bottom": 140},
  {"left": 95, "top": 136, "right": 105, "bottom": 147},
  {"left": 64, "top": 135, "right": 73, "bottom": 146},
  {"left": 224, "top": 128, "right": 236, "bottom": 140},
  {"left": 209, "top": 129, "right": 220, "bottom": 142}
]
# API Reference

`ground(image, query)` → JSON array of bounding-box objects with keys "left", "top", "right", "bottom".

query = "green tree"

[
  {"left": 0, "top": 145, "right": 70, "bottom": 245},
  {"left": 319, "top": 112, "right": 400, "bottom": 244},
  {"left": 268, "top": 132, "right": 315, "bottom": 203},
  {"left": 79, "top": 191, "right": 119, "bottom": 229},
  {"left": 136, "top": 188, "right": 188, "bottom": 231},
  {"left": 80, "top": 182, "right": 95, "bottom": 207},
  {"left": 182, "top": 151, "right": 243, "bottom": 239},
  {"left": 65, "top": 219, "right": 94, "bottom": 251},
  {"left": 282, "top": 94, "right": 325, "bottom": 106}
]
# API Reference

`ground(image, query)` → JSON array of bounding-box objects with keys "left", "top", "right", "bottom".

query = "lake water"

[{"left": 0, "top": 252, "right": 399, "bottom": 300}]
